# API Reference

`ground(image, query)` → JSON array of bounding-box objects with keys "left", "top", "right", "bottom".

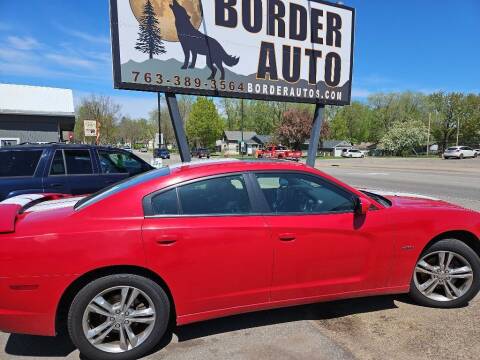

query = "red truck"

[{"left": 257, "top": 145, "right": 302, "bottom": 161}]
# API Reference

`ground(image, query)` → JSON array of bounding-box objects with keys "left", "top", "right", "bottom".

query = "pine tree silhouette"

[{"left": 135, "top": 0, "right": 165, "bottom": 59}]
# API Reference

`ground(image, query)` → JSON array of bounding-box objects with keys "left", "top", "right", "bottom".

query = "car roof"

[
  {"left": 0, "top": 143, "right": 127, "bottom": 151},
  {"left": 167, "top": 159, "right": 308, "bottom": 177}
]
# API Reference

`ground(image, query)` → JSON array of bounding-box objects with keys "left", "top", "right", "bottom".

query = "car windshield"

[{"left": 74, "top": 167, "right": 170, "bottom": 210}]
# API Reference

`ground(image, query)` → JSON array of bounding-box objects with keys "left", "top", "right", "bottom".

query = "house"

[
  {"left": 252, "top": 134, "right": 273, "bottom": 147},
  {"left": 221, "top": 131, "right": 262, "bottom": 155},
  {"left": 0, "top": 84, "right": 75, "bottom": 147},
  {"left": 319, "top": 140, "right": 353, "bottom": 157}
]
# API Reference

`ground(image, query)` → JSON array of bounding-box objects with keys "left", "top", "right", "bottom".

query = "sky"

[{"left": 0, "top": 0, "right": 479, "bottom": 119}]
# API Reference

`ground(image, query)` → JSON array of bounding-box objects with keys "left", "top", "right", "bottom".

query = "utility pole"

[
  {"left": 456, "top": 116, "right": 460, "bottom": 146},
  {"left": 427, "top": 112, "right": 431, "bottom": 156}
]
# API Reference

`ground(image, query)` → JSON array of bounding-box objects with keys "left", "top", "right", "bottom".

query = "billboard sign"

[
  {"left": 110, "top": 0, "right": 355, "bottom": 105},
  {"left": 84, "top": 120, "right": 97, "bottom": 137}
]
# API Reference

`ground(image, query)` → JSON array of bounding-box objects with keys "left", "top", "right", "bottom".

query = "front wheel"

[
  {"left": 68, "top": 274, "right": 170, "bottom": 360},
  {"left": 410, "top": 239, "right": 480, "bottom": 308}
]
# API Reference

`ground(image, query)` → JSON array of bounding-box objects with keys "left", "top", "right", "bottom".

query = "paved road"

[{"left": 2, "top": 156, "right": 479, "bottom": 360}]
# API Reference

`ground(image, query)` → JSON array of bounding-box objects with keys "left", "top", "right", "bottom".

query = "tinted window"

[
  {"left": 64, "top": 150, "right": 93, "bottom": 175},
  {"left": 50, "top": 150, "right": 65, "bottom": 175},
  {"left": 178, "top": 175, "right": 251, "bottom": 215},
  {"left": 0, "top": 150, "right": 42, "bottom": 177},
  {"left": 75, "top": 167, "right": 169, "bottom": 210},
  {"left": 255, "top": 173, "right": 355, "bottom": 214},
  {"left": 98, "top": 150, "right": 143, "bottom": 174},
  {"left": 151, "top": 189, "right": 179, "bottom": 215}
]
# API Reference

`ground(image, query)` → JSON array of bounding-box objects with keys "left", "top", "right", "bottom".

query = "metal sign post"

[
  {"left": 165, "top": 93, "right": 191, "bottom": 162},
  {"left": 306, "top": 104, "right": 325, "bottom": 167}
]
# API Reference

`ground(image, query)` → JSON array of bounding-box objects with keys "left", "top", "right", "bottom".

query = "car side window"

[
  {"left": 64, "top": 150, "right": 93, "bottom": 175},
  {"left": 177, "top": 175, "right": 252, "bottom": 215},
  {"left": 98, "top": 150, "right": 143, "bottom": 175},
  {"left": 151, "top": 189, "right": 179, "bottom": 215},
  {"left": 255, "top": 173, "right": 355, "bottom": 214},
  {"left": 0, "top": 149, "right": 43, "bottom": 177},
  {"left": 50, "top": 150, "right": 66, "bottom": 175}
]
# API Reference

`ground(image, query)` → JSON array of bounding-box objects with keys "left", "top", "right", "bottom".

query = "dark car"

[
  {"left": 0, "top": 144, "right": 153, "bottom": 201},
  {"left": 154, "top": 147, "right": 170, "bottom": 159},
  {"left": 192, "top": 147, "right": 211, "bottom": 159}
]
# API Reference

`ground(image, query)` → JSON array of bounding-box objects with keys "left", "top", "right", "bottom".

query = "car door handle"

[
  {"left": 50, "top": 183, "right": 64, "bottom": 188},
  {"left": 156, "top": 235, "right": 179, "bottom": 246},
  {"left": 279, "top": 233, "right": 296, "bottom": 242}
]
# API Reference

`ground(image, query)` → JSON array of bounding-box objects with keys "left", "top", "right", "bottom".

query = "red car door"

[
  {"left": 252, "top": 172, "right": 393, "bottom": 302},
  {"left": 142, "top": 174, "right": 273, "bottom": 318}
]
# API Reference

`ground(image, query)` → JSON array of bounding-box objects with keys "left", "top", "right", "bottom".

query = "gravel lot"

[{"left": 2, "top": 155, "right": 479, "bottom": 360}]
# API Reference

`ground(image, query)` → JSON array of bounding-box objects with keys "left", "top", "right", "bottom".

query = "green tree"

[
  {"left": 135, "top": 0, "right": 165, "bottom": 59},
  {"left": 186, "top": 97, "right": 224, "bottom": 147}
]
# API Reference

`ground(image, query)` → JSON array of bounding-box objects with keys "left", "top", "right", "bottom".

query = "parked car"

[
  {"left": 443, "top": 146, "right": 477, "bottom": 159},
  {"left": 1, "top": 160, "right": 479, "bottom": 360},
  {"left": 0, "top": 144, "right": 153, "bottom": 201},
  {"left": 474, "top": 149, "right": 480, "bottom": 156},
  {"left": 154, "top": 147, "right": 171, "bottom": 159},
  {"left": 342, "top": 149, "right": 365, "bottom": 158},
  {"left": 191, "top": 147, "right": 210, "bottom": 158},
  {"left": 123, "top": 146, "right": 133, "bottom": 153},
  {"left": 140, "top": 146, "right": 148, "bottom": 153},
  {"left": 258, "top": 145, "right": 302, "bottom": 161}
]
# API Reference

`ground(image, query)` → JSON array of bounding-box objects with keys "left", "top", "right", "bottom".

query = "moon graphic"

[{"left": 129, "top": 0, "right": 203, "bottom": 42}]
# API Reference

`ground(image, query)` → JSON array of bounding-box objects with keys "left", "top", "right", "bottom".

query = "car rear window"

[
  {"left": 0, "top": 150, "right": 43, "bottom": 177},
  {"left": 75, "top": 167, "right": 170, "bottom": 210}
]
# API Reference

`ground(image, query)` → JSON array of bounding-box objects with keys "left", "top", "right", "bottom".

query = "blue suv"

[{"left": 0, "top": 144, "right": 153, "bottom": 201}]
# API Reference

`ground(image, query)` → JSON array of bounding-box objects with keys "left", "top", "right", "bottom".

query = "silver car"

[{"left": 443, "top": 146, "right": 477, "bottom": 159}]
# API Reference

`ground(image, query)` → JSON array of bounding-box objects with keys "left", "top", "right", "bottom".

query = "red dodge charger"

[{"left": 1, "top": 160, "right": 479, "bottom": 360}]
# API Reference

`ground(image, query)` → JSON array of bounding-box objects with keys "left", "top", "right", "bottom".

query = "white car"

[
  {"left": 443, "top": 146, "right": 477, "bottom": 159},
  {"left": 474, "top": 149, "right": 480, "bottom": 156},
  {"left": 342, "top": 149, "right": 365, "bottom": 158}
]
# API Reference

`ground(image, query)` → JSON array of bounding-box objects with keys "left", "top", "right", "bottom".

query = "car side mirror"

[{"left": 355, "top": 197, "right": 372, "bottom": 215}]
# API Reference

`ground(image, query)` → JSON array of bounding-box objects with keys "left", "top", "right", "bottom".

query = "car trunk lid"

[{"left": 0, "top": 194, "right": 81, "bottom": 233}]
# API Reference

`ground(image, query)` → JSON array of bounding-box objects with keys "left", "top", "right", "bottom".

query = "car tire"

[
  {"left": 68, "top": 274, "right": 170, "bottom": 360},
  {"left": 409, "top": 239, "right": 480, "bottom": 308},
  {"left": 459, "top": 154, "right": 464, "bottom": 159}
]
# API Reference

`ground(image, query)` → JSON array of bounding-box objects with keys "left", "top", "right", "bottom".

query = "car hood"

[{"left": 364, "top": 189, "right": 465, "bottom": 210}]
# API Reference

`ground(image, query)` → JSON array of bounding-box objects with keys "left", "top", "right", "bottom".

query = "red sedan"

[{"left": 1, "top": 160, "right": 479, "bottom": 360}]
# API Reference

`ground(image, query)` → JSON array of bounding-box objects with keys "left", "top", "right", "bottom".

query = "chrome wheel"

[
  {"left": 414, "top": 251, "right": 474, "bottom": 302},
  {"left": 82, "top": 286, "right": 156, "bottom": 353}
]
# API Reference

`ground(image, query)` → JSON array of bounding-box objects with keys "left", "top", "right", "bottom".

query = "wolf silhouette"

[{"left": 170, "top": 0, "right": 240, "bottom": 80}]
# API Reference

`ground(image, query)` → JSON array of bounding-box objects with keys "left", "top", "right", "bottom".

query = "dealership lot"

[{"left": 1, "top": 156, "right": 478, "bottom": 360}]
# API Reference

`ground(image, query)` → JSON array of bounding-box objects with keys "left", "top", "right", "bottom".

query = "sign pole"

[
  {"left": 165, "top": 93, "right": 191, "bottom": 163},
  {"left": 306, "top": 104, "right": 325, "bottom": 167},
  {"left": 157, "top": 92, "right": 162, "bottom": 147}
]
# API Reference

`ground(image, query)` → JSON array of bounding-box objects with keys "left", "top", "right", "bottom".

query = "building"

[
  {"left": 319, "top": 140, "right": 353, "bottom": 157},
  {"left": 0, "top": 84, "right": 75, "bottom": 147},
  {"left": 221, "top": 131, "right": 260, "bottom": 155}
]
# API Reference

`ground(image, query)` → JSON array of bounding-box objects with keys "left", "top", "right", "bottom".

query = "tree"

[
  {"left": 275, "top": 109, "right": 313, "bottom": 150},
  {"left": 135, "top": 0, "right": 165, "bottom": 59},
  {"left": 75, "top": 95, "right": 120, "bottom": 144},
  {"left": 381, "top": 120, "right": 428, "bottom": 156},
  {"left": 186, "top": 97, "right": 224, "bottom": 147}
]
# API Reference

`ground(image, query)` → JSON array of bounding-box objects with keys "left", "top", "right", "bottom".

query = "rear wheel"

[
  {"left": 68, "top": 274, "right": 170, "bottom": 360},
  {"left": 410, "top": 239, "right": 480, "bottom": 308},
  {"left": 459, "top": 154, "right": 464, "bottom": 159}
]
